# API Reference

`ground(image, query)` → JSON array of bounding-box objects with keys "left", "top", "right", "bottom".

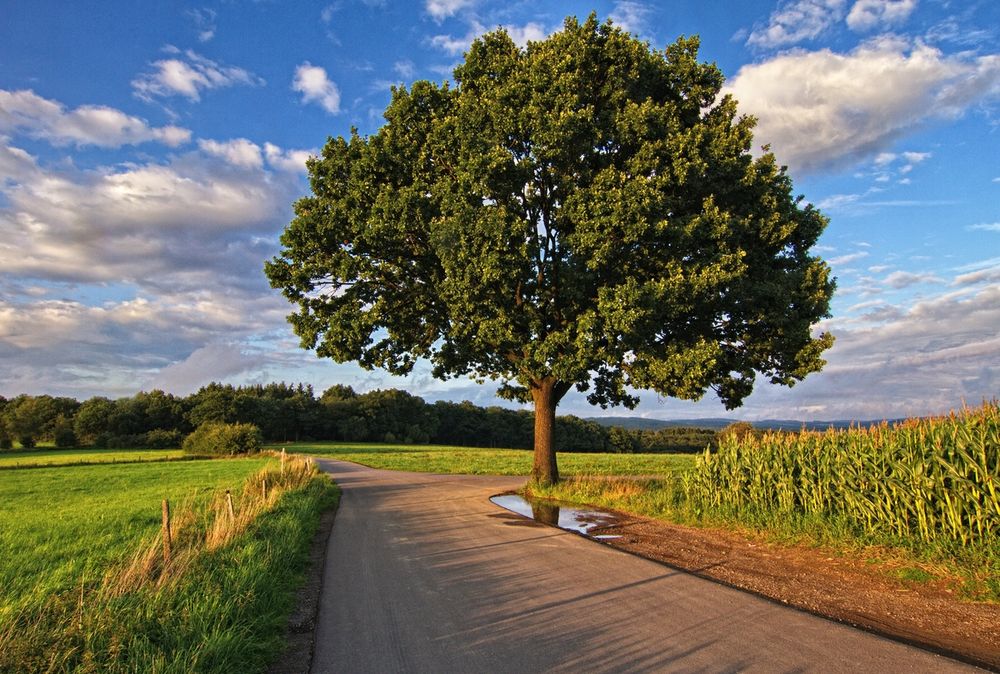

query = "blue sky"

[{"left": 1, "top": 0, "right": 997, "bottom": 421}]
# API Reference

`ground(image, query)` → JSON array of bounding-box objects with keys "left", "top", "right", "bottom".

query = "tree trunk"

[{"left": 530, "top": 377, "right": 570, "bottom": 485}]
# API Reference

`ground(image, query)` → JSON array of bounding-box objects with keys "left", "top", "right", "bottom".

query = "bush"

[
  {"left": 183, "top": 422, "right": 262, "bottom": 456},
  {"left": 0, "top": 433, "right": 12, "bottom": 450},
  {"left": 53, "top": 425, "right": 77, "bottom": 448},
  {"left": 17, "top": 435, "right": 36, "bottom": 449},
  {"left": 144, "top": 429, "right": 183, "bottom": 449}
]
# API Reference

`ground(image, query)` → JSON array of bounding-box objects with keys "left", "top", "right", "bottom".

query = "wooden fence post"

[
  {"left": 281, "top": 448, "right": 286, "bottom": 476},
  {"left": 262, "top": 475, "right": 268, "bottom": 500},
  {"left": 162, "top": 499, "right": 172, "bottom": 565},
  {"left": 226, "top": 490, "right": 235, "bottom": 520}
]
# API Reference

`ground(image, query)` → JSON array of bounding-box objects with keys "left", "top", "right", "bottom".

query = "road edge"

[{"left": 267, "top": 474, "right": 341, "bottom": 674}]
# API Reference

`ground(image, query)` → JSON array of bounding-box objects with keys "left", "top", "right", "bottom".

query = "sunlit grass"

[
  {"left": 0, "top": 447, "right": 185, "bottom": 469},
  {"left": 0, "top": 458, "right": 269, "bottom": 619},
  {"left": 275, "top": 441, "right": 696, "bottom": 477},
  {"left": 0, "top": 456, "right": 338, "bottom": 672}
]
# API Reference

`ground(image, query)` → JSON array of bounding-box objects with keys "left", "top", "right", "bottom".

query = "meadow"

[
  {"left": 0, "top": 452, "right": 337, "bottom": 672},
  {"left": 278, "top": 441, "right": 697, "bottom": 476},
  {"left": 0, "top": 446, "right": 185, "bottom": 469}
]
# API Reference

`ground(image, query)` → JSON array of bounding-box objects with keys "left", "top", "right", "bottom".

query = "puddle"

[{"left": 490, "top": 494, "right": 622, "bottom": 539}]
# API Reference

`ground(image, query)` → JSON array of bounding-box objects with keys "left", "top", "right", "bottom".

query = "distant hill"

[{"left": 587, "top": 416, "right": 902, "bottom": 432}]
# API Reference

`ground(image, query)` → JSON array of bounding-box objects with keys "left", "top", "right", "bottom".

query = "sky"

[{"left": 1, "top": 0, "right": 998, "bottom": 422}]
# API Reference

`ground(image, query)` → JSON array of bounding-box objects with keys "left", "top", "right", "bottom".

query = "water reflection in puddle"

[{"left": 490, "top": 494, "right": 622, "bottom": 539}]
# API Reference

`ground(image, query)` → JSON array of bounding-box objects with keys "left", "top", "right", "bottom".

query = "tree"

[{"left": 265, "top": 15, "right": 835, "bottom": 484}]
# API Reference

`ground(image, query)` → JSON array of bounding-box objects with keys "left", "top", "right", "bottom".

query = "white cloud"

[
  {"left": 187, "top": 8, "right": 217, "bottom": 42},
  {"left": 968, "top": 222, "right": 1000, "bottom": 232},
  {"left": 610, "top": 1, "right": 653, "bottom": 38},
  {"left": 828, "top": 251, "right": 870, "bottom": 265},
  {"left": 0, "top": 146, "right": 297, "bottom": 291},
  {"left": 426, "top": 0, "right": 475, "bottom": 21},
  {"left": 198, "top": 138, "right": 264, "bottom": 169},
  {"left": 725, "top": 39, "right": 1000, "bottom": 172},
  {"left": 883, "top": 270, "right": 943, "bottom": 288},
  {"left": 393, "top": 59, "right": 416, "bottom": 80},
  {"left": 429, "top": 25, "right": 481, "bottom": 55},
  {"left": 747, "top": 0, "right": 847, "bottom": 49},
  {"left": 292, "top": 63, "right": 341, "bottom": 114},
  {"left": 132, "top": 48, "right": 263, "bottom": 102},
  {"left": 502, "top": 22, "right": 548, "bottom": 48},
  {"left": 0, "top": 89, "right": 190, "bottom": 148},
  {"left": 150, "top": 342, "right": 261, "bottom": 394},
  {"left": 0, "top": 141, "right": 39, "bottom": 183},
  {"left": 264, "top": 142, "right": 313, "bottom": 173},
  {"left": 846, "top": 0, "right": 917, "bottom": 32}
]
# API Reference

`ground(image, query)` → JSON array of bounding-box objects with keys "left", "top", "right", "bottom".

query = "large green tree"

[{"left": 266, "top": 16, "right": 835, "bottom": 484}]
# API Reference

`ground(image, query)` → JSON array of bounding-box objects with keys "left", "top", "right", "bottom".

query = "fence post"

[
  {"left": 162, "top": 499, "right": 172, "bottom": 565},
  {"left": 281, "top": 448, "right": 286, "bottom": 476},
  {"left": 226, "top": 490, "right": 235, "bottom": 520},
  {"left": 262, "top": 475, "right": 268, "bottom": 500}
]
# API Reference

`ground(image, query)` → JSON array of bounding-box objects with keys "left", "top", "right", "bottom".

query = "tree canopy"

[{"left": 265, "top": 15, "right": 835, "bottom": 483}]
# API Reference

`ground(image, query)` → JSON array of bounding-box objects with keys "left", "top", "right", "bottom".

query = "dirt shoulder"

[{"left": 592, "top": 513, "right": 1000, "bottom": 671}]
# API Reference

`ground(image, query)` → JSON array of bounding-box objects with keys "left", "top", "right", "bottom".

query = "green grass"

[
  {"left": 0, "top": 456, "right": 338, "bottom": 672},
  {"left": 0, "top": 458, "right": 269, "bottom": 619},
  {"left": 0, "top": 447, "right": 185, "bottom": 469},
  {"left": 275, "top": 441, "right": 696, "bottom": 477}
]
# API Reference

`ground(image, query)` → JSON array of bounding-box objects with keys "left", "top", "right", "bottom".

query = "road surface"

[{"left": 311, "top": 459, "right": 979, "bottom": 673}]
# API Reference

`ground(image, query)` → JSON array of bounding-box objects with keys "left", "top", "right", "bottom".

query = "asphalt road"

[{"left": 311, "top": 460, "right": 980, "bottom": 673}]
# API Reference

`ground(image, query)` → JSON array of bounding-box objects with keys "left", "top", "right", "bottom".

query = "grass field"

[
  {"left": 0, "top": 458, "right": 270, "bottom": 620},
  {"left": 276, "top": 441, "right": 696, "bottom": 477},
  {"left": 0, "top": 455, "right": 338, "bottom": 672},
  {"left": 0, "top": 447, "right": 185, "bottom": 469}
]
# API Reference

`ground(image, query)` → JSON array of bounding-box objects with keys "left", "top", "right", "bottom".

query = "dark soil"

[{"left": 592, "top": 514, "right": 1000, "bottom": 671}]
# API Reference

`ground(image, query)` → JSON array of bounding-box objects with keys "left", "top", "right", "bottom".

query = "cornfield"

[{"left": 684, "top": 401, "right": 1000, "bottom": 547}]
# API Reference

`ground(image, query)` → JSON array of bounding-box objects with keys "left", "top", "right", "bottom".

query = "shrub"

[
  {"left": 0, "top": 433, "right": 12, "bottom": 450},
  {"left": 144, "top": 429, "right": 183, "bottom": 449},
  {"left": 17, "top": 435, "right": 36, "bottom": 449},
  {"left": 53, "top": 424, "right": 77, "bottom": 448},
  {"left": 183, "top": 422, "right": 262, "bottom": 456}
]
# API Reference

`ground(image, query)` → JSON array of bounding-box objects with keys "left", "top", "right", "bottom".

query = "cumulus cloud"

[
  {"left": 0, "top": 145, "right": 298, "bottom": 292},
  {"left": 150, "top": 342, "right": 262, "bottom": 394},
  {"left": 292, "top": 63, "right": 341, "bottom": 114},
  {"left": 0, "top": 141, "right": 39, "bottom": 183},
  {"left": 132, "top": 48, "right": 264, "bottom": 102},
  {"left": 747, "top": 0, "right": 846, "bottom": 49},
  {"left": 846, "top": 0, "right": 917, "bottom": 32},
  {"left": 0, "top": 89, "right": 190, "bottom": 148},
  {"left": 724, "top": 39, "right": 1000, "bottom": 172},
  {"left": 968, "top": 222, "right": 1000, "bottom": 232},
  {"left": 426, "top": 0, "right": 475, "bottom": 21},
  {"left": 0, "top": 291, "right": 288, "bottom": 397},
  {"left": 264, "top": 143, "right": 313, "bottom": 173},
  {"left": 198, "top": 137, "right": 264, "bottom": 169},
  {"left": 502, "top": 22, "right": 549, "bottom": 47}
]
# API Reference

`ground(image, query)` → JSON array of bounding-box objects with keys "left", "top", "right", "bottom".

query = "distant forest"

[{"left": 0, "top": 383, "right": 719, "bottom": 454}]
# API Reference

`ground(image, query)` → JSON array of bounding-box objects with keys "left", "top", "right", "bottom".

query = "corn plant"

[{"left": 684, "top": 401, "right": 1000, "bottom": 547}]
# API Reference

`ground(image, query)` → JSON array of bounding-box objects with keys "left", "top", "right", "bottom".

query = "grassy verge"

[
  {"left": 0, "top": 455, "right": 338, "bottom": 672},
  {"left": 0, "top": 447, "right": 186, "bottom": 469},
  {"left": 277, "top": 441, "right": 696, "bottom": 476}
]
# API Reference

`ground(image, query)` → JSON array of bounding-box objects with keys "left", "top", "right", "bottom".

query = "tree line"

[{"left": 0, "top": 382, "right": 718, "bottom": 454}]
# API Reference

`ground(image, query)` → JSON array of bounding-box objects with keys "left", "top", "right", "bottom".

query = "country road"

[{"left": 311, "top": 460, "right": 980, "bottom": 673}]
